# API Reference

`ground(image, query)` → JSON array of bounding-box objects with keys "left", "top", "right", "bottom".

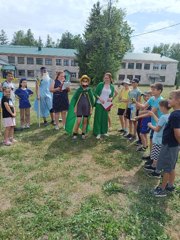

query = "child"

[
  {"left": 135, "top": 83, "right": 164, "bottom": 161},
  {"left": 135, "top": 91, "right": 152, "bottom": 151},
  {"left": 65, "top": 75, "right": 95, "bottom": 139},
  {"left": 1, "top": 87, "right": 16, "bottom": 145},
  {"left": 15, "top": 78, "right": 33, "bottom": 129},
  {"left": 124, "top": 78, "right": 141, "bottom": 141},
  {"left": 153, "top": 90, "right": 180, "bottom": 197},
  {"left": 144, "top": 100, "right": 170, "bottom": 178},
  {"left": 117, "top": 79, "right": 130, "bottom": 135}
]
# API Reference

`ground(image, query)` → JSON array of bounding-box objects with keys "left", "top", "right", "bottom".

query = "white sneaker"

[
  {"left": 26, "top": 124, "right": 30, "bottom": 128},
  {"left": 72, "top": 135, "right": 77, "bottom": 140},
  {"left": 82, "top": 134, "right": 86, "bottom": 140},
  {"left": 54, "top": 125, "right": 59, "bottom": 130},
  {"left": 104, "top": 133, "right": 109, "bottom": 137},
  {"left": 96, "top": 134, "right": 101, "bottom": 139},
  {"left": 4, "top": 141, "right": 12, "bottom": 146}
]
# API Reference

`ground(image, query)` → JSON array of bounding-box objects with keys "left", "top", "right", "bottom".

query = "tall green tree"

[
  {"left": 76, "top": 1, "right": 133, "bottom": 84},
  {"left": 45, "top": 34, "right": 55, "bottom": 48},
  {"left": 0, "top": 29, "right": 8, "bottom": 45},
  {"left": 11, "top": 30, "right": 25, "bottom": 45}
]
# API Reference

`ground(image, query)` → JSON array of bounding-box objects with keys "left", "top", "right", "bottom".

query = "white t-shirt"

[{"left": 97, "top": 85, "right": 111, "bottom": 103}]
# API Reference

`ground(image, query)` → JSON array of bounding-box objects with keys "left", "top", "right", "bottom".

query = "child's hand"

[
  {"left": 148, "top": 111, "right": 154, "bottom": 116},
  {"left": 12, "top": 113, "right": 16, "bottom": 117},
  {"left": 148, "top": 122, "right": 152, "bottom": 128},
  {"left": 99, "top": 98, "right": 105, "bottom": 104},
  {"left": 107, "top": 97, "right": 112, "bottom": 102}
]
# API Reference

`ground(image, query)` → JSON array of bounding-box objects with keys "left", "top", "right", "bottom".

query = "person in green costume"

[
  {"left": 93, "top": 72, "right": 115, "bottom": 139},
  {"left": 65, "top": 75, "right": 95, "bottom": 139}
]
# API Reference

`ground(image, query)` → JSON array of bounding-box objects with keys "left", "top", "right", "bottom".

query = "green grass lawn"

[{"left": 0, "top": 86, "right": 179, "bottom": 240}]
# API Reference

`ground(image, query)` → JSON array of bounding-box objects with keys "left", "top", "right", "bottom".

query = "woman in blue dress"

[{"left": 50, "top": 71, "right": 69, "bottom": 130}]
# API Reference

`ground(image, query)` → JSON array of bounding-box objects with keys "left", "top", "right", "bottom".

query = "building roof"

[
  {"left": 0, "top": 45, "right": 77, "bottom": 57},
  {"left": 123, "top": 52, "right": 178, "bottom": 63}
]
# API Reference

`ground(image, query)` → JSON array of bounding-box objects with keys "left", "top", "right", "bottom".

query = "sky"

[{"left": 0, "top": 0, "right": 180, "bottom": 52}]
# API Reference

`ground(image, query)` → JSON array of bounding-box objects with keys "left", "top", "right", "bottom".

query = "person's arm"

[
  {"left": 148, "top": 122, "right": 161, "bottom": 132},
  {"left": 50, "top": 80, "right": 61, "bottom": 93},
  {"left": 148, "top": 109, "right": 159, "bottom": 123},
  {"left": 4, "top": 102, "right": 16, "bottom": 117},
  {"left": 174, "top": 129, "right": 180, "bottom": 144}
]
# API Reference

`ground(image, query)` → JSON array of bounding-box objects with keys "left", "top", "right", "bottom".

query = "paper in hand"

[{"left": 62, "top": 82, "right": 70, "bottom": 90}]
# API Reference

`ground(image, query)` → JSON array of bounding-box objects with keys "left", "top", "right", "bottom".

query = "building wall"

[
  {"left": 117, "top": 60, "right": 178, "bottom": 86},
  {"left": 0, "top": 54, "right": 79, "bottom": 80}
]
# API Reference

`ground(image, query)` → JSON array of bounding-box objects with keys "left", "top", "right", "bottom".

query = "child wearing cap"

[
  {"left": 117, "top": 79, "right": 130, "bottom": 134},
  {"left": 65, "top": 75, "right": 95, "bottom": 139},
  {"left": 124, "top": 78, "right": 141, "bottom": 141},
  {"left": 15, "top": 78, "right": 33, "bottom": 129}
]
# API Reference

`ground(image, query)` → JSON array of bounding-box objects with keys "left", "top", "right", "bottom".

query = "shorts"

[
  {"left": 150, "top": 144, "right": 161, "bottom": 161},
  {"left": 150, "top": 129, "right": 154, "bottom": 139},
  {"left": 140, "top": 125, "right": 150, "bottom": 134},
  {"left": 157, "top": 144, "right": 179, "bottom": 173},
  {"left": 125, "top": 108, "right": 131, "bottom": 120},
  {"left": 3, "top": 117, "right": 16, "bottom": 127},
  {"left": 117, "top": 108, "right": 125, "bottom": 116},
  {"left": 77, "top": 115, "right": 88, "bottom": 118}
]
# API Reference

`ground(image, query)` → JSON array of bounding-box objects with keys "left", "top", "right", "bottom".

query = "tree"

[
  {"left": 152, "top": 43, "right": 171, "bottom": 57},
  {"left": 45, "top": 34, "right": 55, "bottom": 48},
  {"left": 143, "top": 47, "right": 151, "bottom": 53},
  {"left": 76, "top": 1, "right": 133, "bottom": 84},
  {"left": 24, "top": 29, "right": 36, "bottom": 46},
  {"left": 11, "top": 30, "right": 25, "bottom": 45},
  {"left": 0, "top": 29, "right": 8, "bottom": 45},
  {"left": 58, "top": 31, "right": 83, "bottom": 49},
  {"left": 37, "top": 36, "right": 43, "bottom": 47}
]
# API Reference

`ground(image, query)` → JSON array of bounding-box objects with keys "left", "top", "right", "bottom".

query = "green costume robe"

[
  {"left": 93, "top": 82, "right": 115, "bottom": 136},
  {"left": 65, "top": 86, "right": 95, "bottom": 134}
]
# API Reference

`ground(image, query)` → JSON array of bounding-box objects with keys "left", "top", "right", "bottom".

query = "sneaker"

[
  {"left": 122, "top": 131, "right": 128, "bottom": 136},
  {"left": 51, "top": 120, "right": 56, "bottom": 126},
  {"left": 148, "top": 171, "right": 161, "bottom": 179},
  {"left": 124, "top": 133, "right": 132, "bottom": 138},
  {"left": 128, "top": 136, "right": 136, "bottom": 141},
  {"left": 54, "top": 125, "right": 59, "bottom": 130},
  {"left": 59, "top": 118, "right": 62, "bottom": 122},
  {"left": 72, "top": 135, "right": 77, "bottom": 140},
  {"left": 43, "top": 121, "right": 48, "bottom": 126},
  {"left": 144, "top": 165, "right": 156, "bottom": 172},
  {"left": 26, "top": 124, "right": 30, "bottom": 129},
  {"left": 142, "top": 155, "right": 151, "bottom": 161},
  {"left": 136, "top": 146, "right": 147, "bottom": 152},
  {"left": 144, "top": 159, "right": 153, "bottom": 166},
  {"left": 104, "top": 133, "right": 109, "bottom": 137},
  {"left": 165, "top": 184, "right": 175, "bottom": 192},
  {"left": 118, "top": 129, "right": 125, "bottom": 133},
  {"left": 4, "top": 141, "right": 12, "bottom": 146},
  {"left": 82, "top": 134, "right": 86, "bottom": 140},
  {"left": 9, "top": 138, "right": 18, "bottom": 143},
  {"left": 21, "top": 125, "right": 25, "bottom": 129},
  {"left": 96, "top": 134, "right": 101, "bottom": 139},
  {"left": 153, "top": 187, "right": 167, "bottom": 197}
]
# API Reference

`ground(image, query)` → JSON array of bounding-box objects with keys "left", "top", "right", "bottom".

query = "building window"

[
  {"left": 161, "top": 64, "right": 167, "bottom": 70},
  {"left": 160, "top": 76, "right": 165, "bottom": 82},
  {"left": 153, "top": 64, "right": 159, "bottom": 70},
  {"left": 121, "top": 62, "right": 126, "bottom": 69},
  {"left": 18, "top": 57, "right": 24, "bottom": 64},
  {"left": 128, "top": 63, "right": 134, "bottom": 69},
  {"left": 63, "top": 59, "right": 69, "bottom": 66},
  {"left": 27, "top": 70, "right": 34, "bottom": 77},
  {"left": 8, "top": 56, "right": 15, "bottom": 64},
  {"left": 36, "top": 58, "right": 43, "bottom": 65},
  {"left": 18, "top": 70, "right": 25, "bottom": 77},
  {"left": 71, "top": 72, "right": 77, "bottom": 78},
  {"left": 144, "top": 64, "right": 150, "bottom": 70},
  {"left": 56, "top": 59, "right": 62, "bottom": 66},
  {"left": 119, "top": 74, "right": 125, "bottom": 80},
  {"left": 27, "top": 57, "right": 34, "bottom": 64},
  {"left": 45, "top": 58, "right": 52, "bottom": 65},
  {"left": 135, "top": 75, "right": 141, "bottom": 81},
  {"left": 127, "top": 75, "right": 133, "bottom": 80},
  {"left": 136, "top": 63, "right": 142, "bottom": 69}
]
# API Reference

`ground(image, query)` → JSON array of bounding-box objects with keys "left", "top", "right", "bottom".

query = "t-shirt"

[
  {"left": 141, "top": 105, "right": 151, "bottom": 127},
  {"left": 1, "top": 96, "right": 14, "bottom": 118},
  {"left": 119, "top": 88, "right": 129, "bottom": 109},
  {"left": 15, "top": 88, "right": 33, "bottom": 108},
  {"left": 152, "top": 113, "right": 169, "bottom": 145},
  {"left": 147, "top": 96, "right": 164, "bottom": 126},
  {"left": 162, "top": 110, "right": 180, "bottom": 147},
  {"left": 128, "top": 88, "right": 141, "bottom": 108},
  {"left": 2, "top": 81, "right": 16, "bottom": 103}
]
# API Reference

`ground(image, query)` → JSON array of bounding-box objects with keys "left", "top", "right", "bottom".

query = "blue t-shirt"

[
  {"left": 147, "top": 96, "right": 164, "bottom": 126},
  {"left": 128, "top": 88, "right": 141, "bottom": 108},
  {"left": 162, "top": 110, "right": 180, "bottom": 147},
  {"left": 15, "top": 88, "right": 33, "bottom": 108},
  {"left": 152, "top": 113, "right": 169, "bottom": 145}
]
